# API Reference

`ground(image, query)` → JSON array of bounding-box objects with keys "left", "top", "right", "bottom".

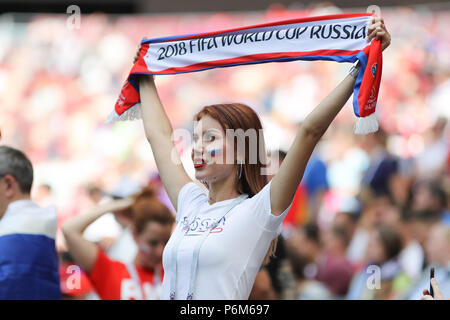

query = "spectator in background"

[
  {"left": 333, "top": 196, "right": 361, "bottom": 250},
  {"left": 396, "top": 209, "right": 425, "bottom": 282},
  {"left": 358, "top": 129, "right": 398, "bottom": 202},
  {"left": 388, "top": 158, "right": 415, "bottom": 209},
  {"left": 59, "top": 251, "right": 96, "bottom": 300},
  {"left": 62, "top": 186, "right": 174, "bottom": 300},
  {"left": 81, "top": 182, "right": 132, "bottom": 255},
  {"left": 106, "top": 181, "right": 141, "bottom": 264},
  {"left": 409, "top": 179, "right": 447, "bottom": 216},
  {"left": 409, "top": 209, "right": 442, "bottom": 250},
  {"left": 405, "top": 223, "right": 450, "bottom": 300},
  {"left": 0, "top": 146, "right": 61, "bottom": 299},
  {"left": 86, "top": 185, "right": 105, "bottom": 204},
  {"left": 317, "top": 225, "right": 356, "bottom": 298},
  {"left": 346, "top": 192, "right": 394, "bottom": 267},
  {"left": 287, "top": 222, "right": 354, "bottom": 298},
  {"left": 300, "top": 149, "right": 329, "bottom": 223},
  {"left": 346, "top": 224, "right": 411, "bottom": 300},
  {"left": 281, "top": 145, "right": 329, "bottom": 227},
  {"left": 286, "top": 223, "right": 332, "bottom": 299},
  {"left": 357, "top": 197, "right": 425, "bottom": 282},
  {"left": 33, "top": 183, "right": 54, "bottom": 208},
  {"left": 248, "top": 267, "right": 277, "bottom": 300},
  {"left": 414, "top": 117, "right": 448, "bottom": 180},
  {"left": 263, "top": 235, "right": 298, "bottom": 300}
]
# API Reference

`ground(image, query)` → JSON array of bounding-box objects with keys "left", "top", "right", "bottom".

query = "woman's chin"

[
  {"left": 194, "top": 163, "right": 232, "bottom": 183},
  {"left": 194, "top": 166, "right": 218, "bottom": 183},
  {"left": 195, "top": 171, "right": 211, "bottom": 183}
]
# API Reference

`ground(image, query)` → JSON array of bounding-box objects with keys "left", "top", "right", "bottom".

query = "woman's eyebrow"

[
  {"left": 203, "top": 128, "right": 221, "bottom": 134},
  {"left": 193, "top": 128, "right": 221, "bottom": 137}
]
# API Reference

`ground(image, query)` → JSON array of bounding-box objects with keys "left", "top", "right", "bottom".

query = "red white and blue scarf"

[{"left": 109, "top": 13, "right": 382, "bottom": 134}]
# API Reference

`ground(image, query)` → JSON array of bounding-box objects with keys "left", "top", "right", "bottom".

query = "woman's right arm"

[
  {"left": 139, "top": 76, "right": 192, "bottom": 211},
  {"left": 61, "top": 198, "right": 133, "bottom": 273}
]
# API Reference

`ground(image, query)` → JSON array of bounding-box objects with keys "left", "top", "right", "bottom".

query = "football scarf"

[{"left": 109, "top": 13, "right": 382, "bottom": 134}]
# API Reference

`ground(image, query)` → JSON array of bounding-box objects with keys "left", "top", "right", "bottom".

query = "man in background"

[{"left": 0, "top": 146, "right": 61, "bottom": 299}]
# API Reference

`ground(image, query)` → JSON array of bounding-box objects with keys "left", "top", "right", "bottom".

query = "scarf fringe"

[
  {"left": 105, "top": 104, "right": 143, "bottom": 124},
  {"left": 354, "top": 112, "right": 379, "bottom": 135}
]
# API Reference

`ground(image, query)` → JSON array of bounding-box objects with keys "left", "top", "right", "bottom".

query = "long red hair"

[{"left": 194, "top": 103, "right": 277, "bottom": 265}]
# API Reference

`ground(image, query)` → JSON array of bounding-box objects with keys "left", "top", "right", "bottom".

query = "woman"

[
  {"left": 136, "top": 17, "right": 391, "bottom": 300},
  {"left": 62, "top": 186, "right": 175, "bottom": 300},
  {"left": 346, "top": 224, "right": 411, "bottom": 300}
]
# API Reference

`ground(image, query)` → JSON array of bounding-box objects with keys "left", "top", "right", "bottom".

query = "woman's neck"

[{"left": 207, "top": 174, "right": 240, "bottom": 205}]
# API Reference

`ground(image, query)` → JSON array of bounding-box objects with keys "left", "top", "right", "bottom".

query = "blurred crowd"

[{"left": 0, "top": 4, "right": 449, "bottom": 300}]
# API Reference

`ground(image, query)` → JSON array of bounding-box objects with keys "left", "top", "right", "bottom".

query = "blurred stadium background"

[{"left": 0, "top": 0, "right": 449, "bottom": 299}]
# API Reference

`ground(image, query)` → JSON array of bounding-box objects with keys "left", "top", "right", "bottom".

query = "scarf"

[{"left": 109, "top": 13, "right": 382, "bottom": 134}]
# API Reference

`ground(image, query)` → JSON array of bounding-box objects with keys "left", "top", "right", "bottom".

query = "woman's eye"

[{"left": 205, "top": 134, "right": 215, "bottom": 142}]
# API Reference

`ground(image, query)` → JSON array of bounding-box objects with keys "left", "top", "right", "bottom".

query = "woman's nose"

[
  {"left": 192, "top": 146, "right": 203, "bottom": 158},
  {"left": 192, "top": 140, "right": 205, "bottom": 155}
]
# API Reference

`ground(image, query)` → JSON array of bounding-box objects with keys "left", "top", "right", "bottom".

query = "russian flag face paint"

[
  {"left": 208, "top": 148, "right": 222, "bottom": 157},
  {"left": 138, "top": 243, "right": 151, "bottom": 254}
]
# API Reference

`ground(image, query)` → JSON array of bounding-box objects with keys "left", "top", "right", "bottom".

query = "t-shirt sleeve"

[
  {"left": 87, "top": 247, "right": 118, "bottom": 298},
  {"left": 176, "top": 181, "right": 207, "bottom": 222},
  {"left": 248, "top": 180, "right": 293, "bottom": 234}
]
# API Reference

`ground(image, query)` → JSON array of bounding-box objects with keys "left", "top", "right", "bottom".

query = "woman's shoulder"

[
  {"left": 178, "top": 181, "right": 208, "bottom": 202},
  {"left": 176, "top": 181, "right": 208, "bottom": 220}
]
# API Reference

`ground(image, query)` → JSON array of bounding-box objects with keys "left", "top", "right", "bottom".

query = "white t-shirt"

[{"left": 161, "top": 180, "right": 291, "bottom": 300}]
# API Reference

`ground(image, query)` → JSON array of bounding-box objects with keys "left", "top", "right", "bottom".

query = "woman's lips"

[{"left": 194, "top": 163, "right": 207, "bottom": 169}]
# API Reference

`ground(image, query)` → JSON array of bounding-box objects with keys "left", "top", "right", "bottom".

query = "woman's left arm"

[{"left": 270, "top": 16, "right": 391, "bottom": 215}]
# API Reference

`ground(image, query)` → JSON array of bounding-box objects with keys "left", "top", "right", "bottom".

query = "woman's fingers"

[
  {"left": 367, "top": 16, "right": 391, "bottom": 51},
  {"left": 431, "top": 278, "right": 444, "bottom": 300},
  {"left": 133, "top": 37, "right": 148, "bottom": 63},
  {"left": 367, "top": 20, "right": 385, "bottom": 40},
  {"left": 133, "top": 47, "right": 140, "bottom": 63}
]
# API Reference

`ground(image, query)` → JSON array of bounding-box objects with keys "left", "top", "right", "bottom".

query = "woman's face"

[
  {"left": 133, "top": 222, "right": 172, "bottom": 270},
  {"left": 192, "top": 115, "right": 237, "bottom": 184}
]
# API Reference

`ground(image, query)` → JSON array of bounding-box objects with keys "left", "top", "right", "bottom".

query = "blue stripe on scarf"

[{"left": 352, "top": 51, "right": 368, "bottom": 117}]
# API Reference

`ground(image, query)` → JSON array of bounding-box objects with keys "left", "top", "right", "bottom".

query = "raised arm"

[
  {"left": 61, "top": 198, "right": 133, "bottom": 273},
  {"left": 270, "top": 16, "right": 391, "bottom": 215},
  {"left": 139, "top": 76, "right": 192, "bottom": 211}
]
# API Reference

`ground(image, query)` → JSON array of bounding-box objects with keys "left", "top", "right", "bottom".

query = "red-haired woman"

[{"left": 136, "top": 17, "right": 391, "bottom": 300}]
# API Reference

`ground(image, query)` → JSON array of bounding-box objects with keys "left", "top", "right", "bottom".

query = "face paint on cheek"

[
  {"left": 138, "top": 243, "right": 151, "bottom": 254},
  {"left": 208, "top": 148, "right": 222, "bottom": 157}
]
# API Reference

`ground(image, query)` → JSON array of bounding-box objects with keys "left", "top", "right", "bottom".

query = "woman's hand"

[
  {"left": 367, "top": 16, "right": 391, "bottom": 51},
  {"left": 104, "top": 197, "right": 134, "bottom": 212},
  {"left": 133, "top": 37, "right": 148, "bottom": 64},
  {"left": 421, "top": 278, "right": 448, "bottom": 300},
  {"left": 61, "top": 196, "right": 134, "bottom": 274}
]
